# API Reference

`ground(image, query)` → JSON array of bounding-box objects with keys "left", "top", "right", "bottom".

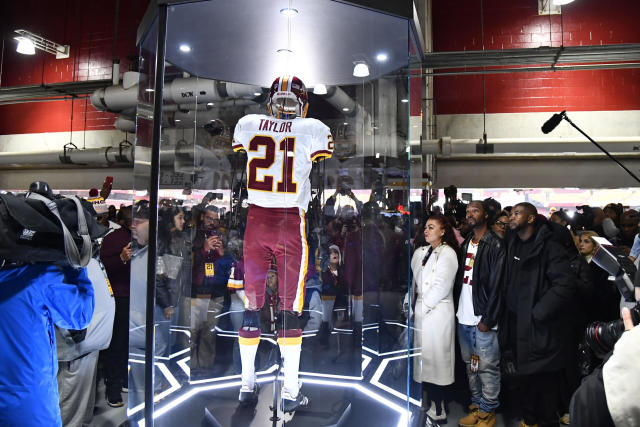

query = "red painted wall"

[
  {"left": 0, "top": 0, "right": 149, "bottom": 134},
  {"left": 432, "top": 0, "right": 640, "bottom": 114}
]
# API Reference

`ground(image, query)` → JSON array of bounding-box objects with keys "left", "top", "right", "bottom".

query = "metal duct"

[
  {"left": 162, "top": 78, "right": 262, "bottom": 105},
  {"left": 423, "top": 137, "right": 640, "bottom": 157},
  {"left": 115, "top": 116, "right": 136, "bottom": 133},
  {"left": 91, "top": 84, "right": 139, "bottom": 113},
  {"left": 0, "top": 146, "right": 134, "bottom": 168},
  {"left": 321, "top": 86, "right": 358, "bottom": 117}
]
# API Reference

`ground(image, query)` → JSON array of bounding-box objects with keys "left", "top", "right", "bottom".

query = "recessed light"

[
  {"left": 376, "top": 53, "right": 388, "bottom": 62},
  {"left": 145, "top": 88, "right": 154, "bottom": 92},
  {"left": 253, "top": 92, "right": 261, "bottom": 96},
  {"left": 207, "top": 102, "right": 214, "bottom": 106},
  {"left": 313, "top": 84, "right": 327, "bottom": 95},
  {"left": 401, "top": 99, "right": 409, "bottom": 103},
  {"left": 353, "top": 62, "right": 370, "bottom": 77},
  {"left": 342, "top": 107, "right": 349, "bottom": 112},
  {"left": 179, "top": 44, "right": 191, "bottom": 53},
  {"left": 280, "top": 8, "right": 299, "bottom": 17},
  {"left": 343, "top": 122, "right": 348, "bottom": 126},
  {"left": 174, "top": 119, "right": 181, "bottom": 122}
]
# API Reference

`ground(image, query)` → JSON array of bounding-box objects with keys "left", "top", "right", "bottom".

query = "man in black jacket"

[
  {"left": 455, "top": 200, "right": 505, "bottom": 427},
  {"left": 501, "top": 202, "right": 576, "bottom": 427}
]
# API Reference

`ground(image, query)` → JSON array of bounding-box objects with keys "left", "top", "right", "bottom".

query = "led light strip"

[
  {"left": 126, "top": 361, "right": 182, "bottom": 416},
  {"left": 369, "top": 352, "right": 421, "bottom": 407},
  {"left": 188, "top": 363, "right": 279, "bottom": 385},
  {"left": 362, "top": 354, "right": 372, "bottom": 372},
  {"left": 137, "top": 370, "right": 411, "bottom": 427},
  {"left": 362, "top": 345, "right": 415, "bottom": 357},
  {"left": 176, "top": 356, "right": 190, "bottom": 376}
]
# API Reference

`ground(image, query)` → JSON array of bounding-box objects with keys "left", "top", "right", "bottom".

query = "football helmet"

[{"left": 268, "top": 75, "right": 308, "bottom": 119}]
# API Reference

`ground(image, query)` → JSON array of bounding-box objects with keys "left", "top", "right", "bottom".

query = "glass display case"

[{"left": 130, "top": 1, "right": 424, "bottom": 425}]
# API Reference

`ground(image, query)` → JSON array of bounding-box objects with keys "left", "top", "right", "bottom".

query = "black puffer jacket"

[
  {"left": 499, "top": 221, "right": 577, "bottom": 375},
  {"left": 454, "top": 229, "right": 506, "bottom": 328}
]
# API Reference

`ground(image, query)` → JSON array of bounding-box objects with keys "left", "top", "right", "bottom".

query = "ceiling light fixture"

[
  {"left": 401, "top": 99, "right": 409, "bottom": 103},
  {"left": 179, "top": 44, "right": 191, "bottom": 53},
  {"left": 145, "top": 88, "right": 155, "bottom": 92},
  {"left": 552, "top": 0, "right": 575, "bottom": 5},
  {"left": 313, "top": 84, "right": 327, "bottom": 95},
  {"left": 14, "top": 29, "right": 69, "bottom": 58},
  {"left": 253, "top": 92, "right": 262, "bottom": 96},
  {"left": 16, "top": 37, "right": 35, "bottom": 55},
  {"left": 353, "top": 61, "right": 370, "bottom": 77},
  {"left": 342, "top": 107, "right": 350, "bottom": 112},
  {"left": 376, "top": 53, "right": 388, "bottom": 62},
  {"left": 207, "top": 102, "right": 214, "bottom": 106},
  {"left": 279, "top": 8, "right": 299, "bottom": 17}
]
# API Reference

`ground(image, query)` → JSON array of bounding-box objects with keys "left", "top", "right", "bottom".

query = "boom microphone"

[{"left": 541, "top": 110, "right": 566, "bottom": 134}]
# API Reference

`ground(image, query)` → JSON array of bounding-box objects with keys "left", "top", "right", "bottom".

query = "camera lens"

[{"left": 584, "top": 303, "right": 640, "bottom": 358}]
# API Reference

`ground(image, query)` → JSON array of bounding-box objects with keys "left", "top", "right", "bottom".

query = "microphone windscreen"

[{"left": 541, "top": 111, "right": 565, "bottom": 134}]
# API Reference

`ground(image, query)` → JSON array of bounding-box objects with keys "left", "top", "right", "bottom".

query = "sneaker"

[
  {"left": 458, "top": 405, "right": 480, "bottom": 426},
  {"left": 106, "top": 387, "right": 124, "bottom": 408},
  {"left": 238, "top": 383, "right": 259, "bottom": 406},
  {"left": 477, "top": 411, "right": 496, "bottom": 427},
  {"left": 281, "top": 391, "right": 309, "bottom": 413},
  {"left": 121, "top": 386, "right": 129, "bottom": 393}
]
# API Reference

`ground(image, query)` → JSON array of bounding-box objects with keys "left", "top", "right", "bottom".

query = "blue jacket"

[{"left": 0, "top": 264, "right": 94, "bottom": 427}]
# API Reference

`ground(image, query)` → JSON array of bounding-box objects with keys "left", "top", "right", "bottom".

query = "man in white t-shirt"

[{"left": 454, "top": 200, "right": 506, "bottom": 427}]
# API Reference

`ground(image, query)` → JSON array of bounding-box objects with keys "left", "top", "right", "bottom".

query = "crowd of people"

[
  {"left": 409, "top": 198, "right": 640, "bottom": 427},
  {"left": 1, "top": 181, "right": 639, "bottom": 427}
]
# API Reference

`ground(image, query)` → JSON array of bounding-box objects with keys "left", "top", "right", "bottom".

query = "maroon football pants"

[{"left": 243, "top": 204, "right": 308, "bottom": 314}]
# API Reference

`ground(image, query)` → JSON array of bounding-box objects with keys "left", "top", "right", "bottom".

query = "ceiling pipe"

[{"left": 0, "top": 145, "right": 134, "bottom": 168}]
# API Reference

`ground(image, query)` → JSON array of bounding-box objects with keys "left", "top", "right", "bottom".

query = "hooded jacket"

[
  {"left": 0, "top": 263, "right": 94, "bottom": 427},
  {"left": 454, "top": 229, "right": 505, "bottom": 328},
  {"left": 499, "top": 220, "right": 576, "bottom": 375}
]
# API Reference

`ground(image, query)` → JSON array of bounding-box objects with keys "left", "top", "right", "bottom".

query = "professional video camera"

[
  {"left": 443, "top": 185, "right": 467, "bottom": 224},
  {"left": 573, "top": 205, "right": 595, "bottom": 231},
  {"left": 583, "top": 236, "right": 640, "bottom": 358}
]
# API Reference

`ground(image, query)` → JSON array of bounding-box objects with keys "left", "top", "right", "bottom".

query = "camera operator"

[
  {"left": 0, "top": 264, "right": 94, "bottom": 426},
  {"left": 571, "top": 306, "right": 640, "bottom": 427}
]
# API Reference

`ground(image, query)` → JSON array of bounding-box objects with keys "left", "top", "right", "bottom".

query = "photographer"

[
  {"left": 190, "top": 205, "right": 228, "bottom": 370},
  {"left": 571, "top": 306, "right": 640, "bottom": 427}
]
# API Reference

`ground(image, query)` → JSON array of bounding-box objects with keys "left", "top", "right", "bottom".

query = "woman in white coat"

[{"left": 411, "top": 215, "right": 459, "bottom": 425}]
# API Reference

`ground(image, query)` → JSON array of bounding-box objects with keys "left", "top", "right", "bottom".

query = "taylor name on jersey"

[{"left": 232, "top": 114, "right": 333, "bottom": 211}]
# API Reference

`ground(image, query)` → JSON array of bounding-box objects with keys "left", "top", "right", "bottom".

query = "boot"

[
  {"left": 476, "top": 411, "right": 496, "bottom": 427},
  {"left": 458, "top": 404, "right": 480, "bottom": 427}
]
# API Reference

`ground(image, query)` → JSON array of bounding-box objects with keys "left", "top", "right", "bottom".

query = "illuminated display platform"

[{"left": 130, "top": 0, "right": 423, "bottom": 425}]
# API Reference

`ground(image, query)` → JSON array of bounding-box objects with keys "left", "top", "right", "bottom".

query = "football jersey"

[{"left": 232, "top": 114, "right": 333, "bottom": 210}]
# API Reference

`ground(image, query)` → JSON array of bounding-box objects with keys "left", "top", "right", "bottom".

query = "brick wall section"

[
  {"left": 432, "top": 0, "right": 640, "bottom": 114},
  {"left": 0, "top": 0, "right": 149, "bottom": 134}
]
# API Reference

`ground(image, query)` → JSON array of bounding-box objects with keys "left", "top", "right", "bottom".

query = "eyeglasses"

[{"left": 495, "top": 220, "right": 507, "bottom": 227}]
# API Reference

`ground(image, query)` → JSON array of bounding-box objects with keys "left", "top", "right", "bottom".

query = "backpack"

[{"left": 0, "top": 192, "right": 107, "bottom": 268}]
